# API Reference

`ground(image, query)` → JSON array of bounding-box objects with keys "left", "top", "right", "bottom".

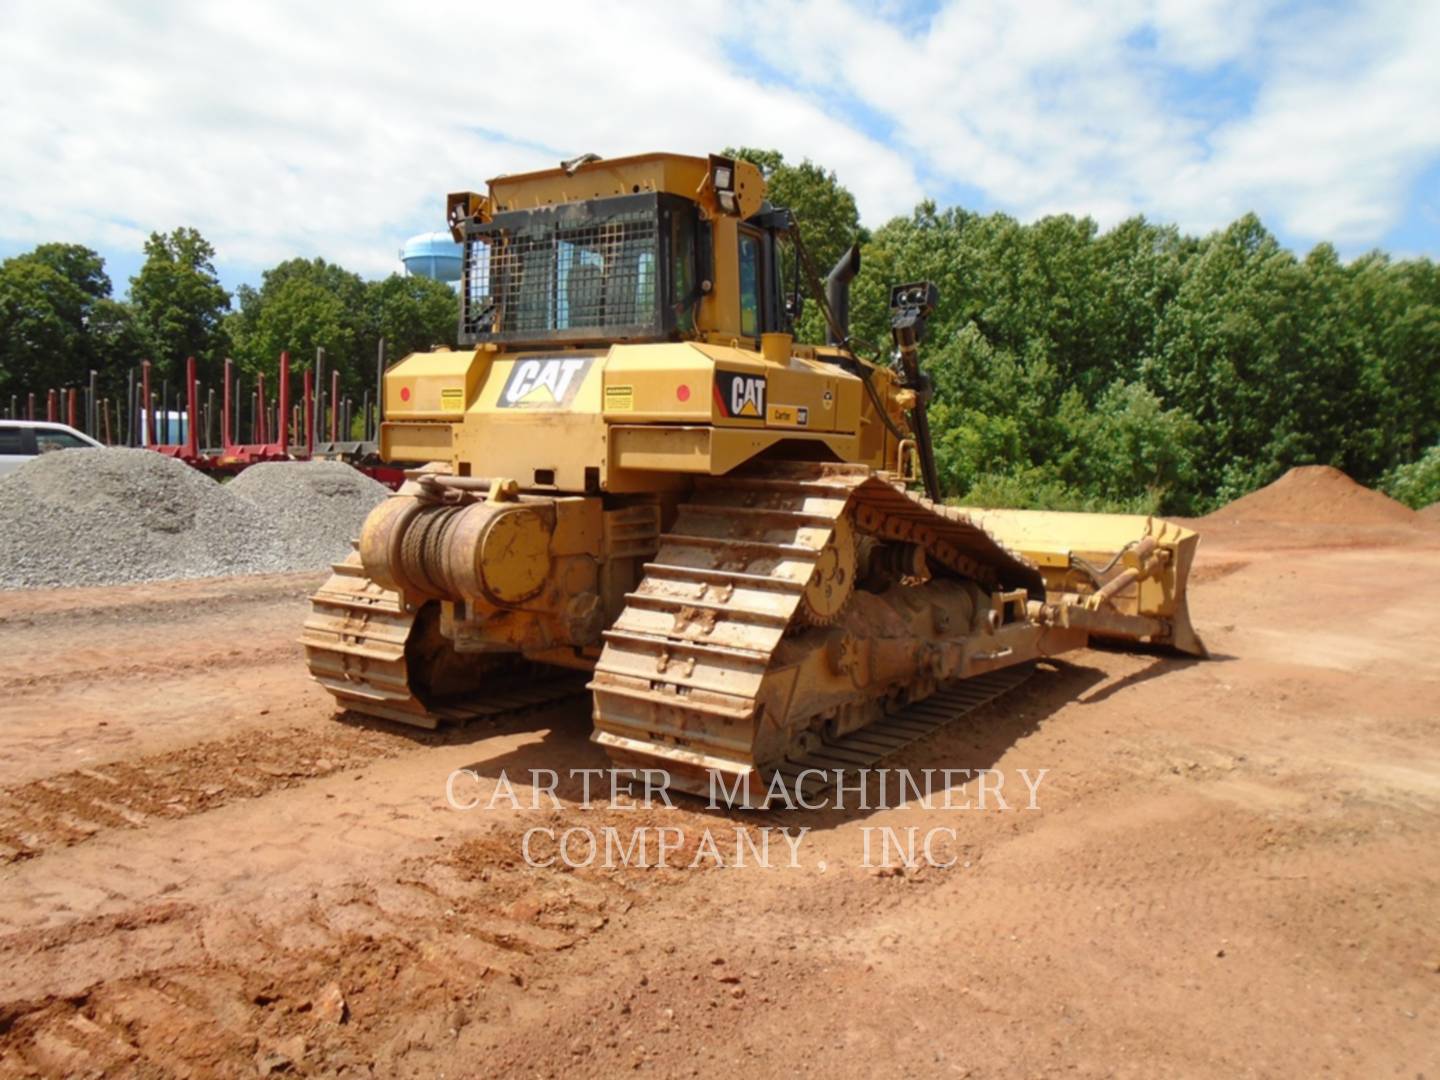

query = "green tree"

[
  {"left": 845, "top": 198, "right": 1211, "bottom": 509},
  {"left": 1359, "top": 256, "right": 1440, "bottom": 467},
  {"left": 87, "top": 298, "right": 146, "bottom": 395},
  {"left": 27, "top": 243, "right": 111, "bottom": 301},
  {"left": 1381, "top": 444, "right": 1440, "bottom": 509},
  {"left": 226, "top": 257, "right": 368, "bottom": 398},
  {"left": 1143, "top": 214, "right": 1304, "bottom": 506},
  {"left": 0, "top": 243, "right": 115, "bottom": 399},
  {"left": 363, "top": 273, "right": 458, "bottom": 364},
  {"left": 129, "top": 227, "right": 231, "bottom": 383},
  {"left": 1050, "top": 380, "right": 1201, "bottom": 507},
  {"left": 228, "top": 259, "right": 460, "bottom": 417}
]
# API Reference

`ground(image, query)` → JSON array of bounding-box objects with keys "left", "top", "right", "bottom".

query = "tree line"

[
  {"left": 742, "top": 148, "right": 1440, "bottom": 514},
  {"left": 0, "top": 228, "right": 458, "bottom": 429},
  {"left": 3, "top": 157, "right": 1437, "bottom": 510}
]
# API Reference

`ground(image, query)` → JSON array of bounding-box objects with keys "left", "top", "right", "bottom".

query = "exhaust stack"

[{"left": 825, "top": 244, "right": 861, "bottom": 346}]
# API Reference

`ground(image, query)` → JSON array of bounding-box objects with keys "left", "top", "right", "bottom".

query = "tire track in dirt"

[
  {"left": 1188, "top": 557, "right": 1252, "bottom": 584},
  {"left": 0, "top": 573, "right": 319, "bottom": 626},
  {"left": 0, "top": 809, "right": 716, "bottom": 1077},
  {"left": 817, "top": 783, "right": 1440, "bottom": 974},
  {"left": 0, "top": 643, "right": 300, "bottom": 695},
  {"left": 0, "top": 724, "right": 408, "bottom": 864}
]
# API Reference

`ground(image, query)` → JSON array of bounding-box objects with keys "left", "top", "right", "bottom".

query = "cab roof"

[{"left": 487, "top": 152, "right": 761, "bottom": 213}]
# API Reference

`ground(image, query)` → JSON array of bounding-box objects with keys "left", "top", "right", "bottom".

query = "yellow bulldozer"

[{"left": 302, "top": 151, "right": 1203, "bottom": 804}]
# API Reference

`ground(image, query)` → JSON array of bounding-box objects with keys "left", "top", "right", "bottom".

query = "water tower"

[{"left": 399, "top": 231, "right": 464, "bottom": 282}]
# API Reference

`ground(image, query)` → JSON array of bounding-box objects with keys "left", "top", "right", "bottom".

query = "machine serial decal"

[
  {"left": 499, "top": 356, "right": 595, "bottom": 408},
  {"left": 766, "top": 403, "right": 808, "bottom": 427},
  {"left": 714, "top": 371, "right": 766, "bottom": 419}
]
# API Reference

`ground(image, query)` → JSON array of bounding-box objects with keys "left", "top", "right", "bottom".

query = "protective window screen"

[
  {"left": 463, "top": 207, "right": 659, "bottom": 338},
  {"left": 738, "top": 231, "right": 760, "bottom": 336}
]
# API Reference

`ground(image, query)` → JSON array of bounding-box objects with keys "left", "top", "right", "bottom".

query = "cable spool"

[{"left": 360, "top": 496, "right": 552, "bottom": 607}]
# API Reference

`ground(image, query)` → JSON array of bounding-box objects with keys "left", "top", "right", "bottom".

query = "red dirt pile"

[
  {"left": 1205, "top": 465, "right": 1416, "bottom": 526},
  {"left": 1420, "top": 502, "right": 1440, "bottom": 523}
]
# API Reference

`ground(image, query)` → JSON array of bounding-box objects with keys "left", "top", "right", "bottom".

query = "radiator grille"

[{"left": 463, "top": 209, "right": 659, "bottom": 339}]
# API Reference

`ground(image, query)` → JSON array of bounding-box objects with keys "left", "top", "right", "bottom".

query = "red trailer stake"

[
  {"left": 276, "top": 350, "right": 291, "bottom": 456},
  {"left": 304, "top": 369, "right": 314, "bottom": 458},
  {"left": 222, "top": 358, "right": 233, "bottom": 452},
  {"left": 256, "top": 370, "right": 268, "bottom": 445},
  {"left": 141, "top": 360, "right": 153, "bottom": 446},
  {"left": 184, "top": 356, "right": 199, "bottom": 460}
]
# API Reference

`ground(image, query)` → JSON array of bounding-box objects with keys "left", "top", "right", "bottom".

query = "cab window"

[
  {"left": 35, "top": 430, "right": 88, "bottom": 453},
  {"left": 738, "top": 229, "right": 761, "bottom": 337},
  {"left": 0, "top": 427, "right": 24, "bottom": 454},
  {"left": 671, "top": 212, "right": 695, "bottom": 331}
]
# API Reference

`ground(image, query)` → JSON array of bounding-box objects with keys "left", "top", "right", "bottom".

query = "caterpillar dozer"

[{"left": 302, "top": 151, "right": 1204, "bottom": 804}]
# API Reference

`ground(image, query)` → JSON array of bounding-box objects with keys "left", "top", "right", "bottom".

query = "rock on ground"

[
  {"left": 0, "top": 450, "right": 389, "bottom": 589},
  {"left": 226, "top": 461, "right": 387, "bottom": 572},
  {"left": 0, "top": 448, "right": 285, "bottom": 589}
]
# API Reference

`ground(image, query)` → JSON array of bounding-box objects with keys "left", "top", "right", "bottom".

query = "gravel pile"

[
  {"left": 227, "top": 461, "right": 387, "bottom": 571},
  {"left": 0, "top": 450, "right": 390, "bottom": 590},
  {"left": 0, "top": 449, "right": 287, "bottom": 588}
]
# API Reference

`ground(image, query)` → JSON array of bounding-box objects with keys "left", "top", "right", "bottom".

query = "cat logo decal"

[
  {"left": 714, "top": 371, "right": 767, "bottom": 419},
  {"left": 498, "top": 356, "right": 595, "bottom": 408}
]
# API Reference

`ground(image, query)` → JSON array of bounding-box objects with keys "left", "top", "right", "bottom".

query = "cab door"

[{"left": 736, "top": 225, "right": 768, "bottom": 341}]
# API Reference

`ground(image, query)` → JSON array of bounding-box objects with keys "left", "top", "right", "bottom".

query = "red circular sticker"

[
  {"left": 400, "top": 386, "right": 411, "bottom": 402},
  {"left": 676, "top": 384, "right": 691, "bottom": 402}
]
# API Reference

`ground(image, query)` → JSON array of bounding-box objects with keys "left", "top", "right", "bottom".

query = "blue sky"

[{"left": 2, "top": 0, "right": 1437, "bottom": 298}]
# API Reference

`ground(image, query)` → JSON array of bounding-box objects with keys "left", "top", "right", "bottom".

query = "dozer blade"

[{"left": 955, "top": 508, "right": 1206, "bottom": 657}]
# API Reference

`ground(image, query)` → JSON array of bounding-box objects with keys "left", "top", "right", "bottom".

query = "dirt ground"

[{"left": 1, "top": 517, "right": 1438, "bottom": 1079}]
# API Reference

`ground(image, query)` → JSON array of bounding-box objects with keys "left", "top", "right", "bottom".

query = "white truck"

[{"left": 0, "top": 420, "right": 104, "bottom": 477}]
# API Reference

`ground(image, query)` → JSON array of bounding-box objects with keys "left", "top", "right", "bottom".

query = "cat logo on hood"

[
  {"left": 498, "top": 356, "right": 595, "bottom": 408},
  {"left": 714, "top": 371, "right": 766, "bottom": 419}
]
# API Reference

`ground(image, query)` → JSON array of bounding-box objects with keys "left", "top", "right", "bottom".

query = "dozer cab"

[{"left": 302, "top": 151, "right": 1204, "bottom": 804}]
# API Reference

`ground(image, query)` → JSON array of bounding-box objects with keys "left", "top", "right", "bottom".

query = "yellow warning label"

[
  {"left": 766, "top": 403, "right": 808, "bottom": 427},
  {"left": 605, "top": 384, "right": 635, "bottom": 412},
  {"left": 440, "top": 387, "right": 465, "bottom": 412}
]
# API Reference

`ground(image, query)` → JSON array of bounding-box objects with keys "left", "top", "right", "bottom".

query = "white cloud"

[
  {"left": 732, "top": 0, "right": 1440, "bottom": 249},
  {"left": 0, "top": 0, "right": 919, "bottom": 279},
  {"left": 1150, "top": 0, "right": 1265, "bottom": 68},
  {"left": 0, "top": 0, "right": 1436, "bottom": 284},
  {"left": 1187, "top": 3, "right": 1440, "bottom": 245}
]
